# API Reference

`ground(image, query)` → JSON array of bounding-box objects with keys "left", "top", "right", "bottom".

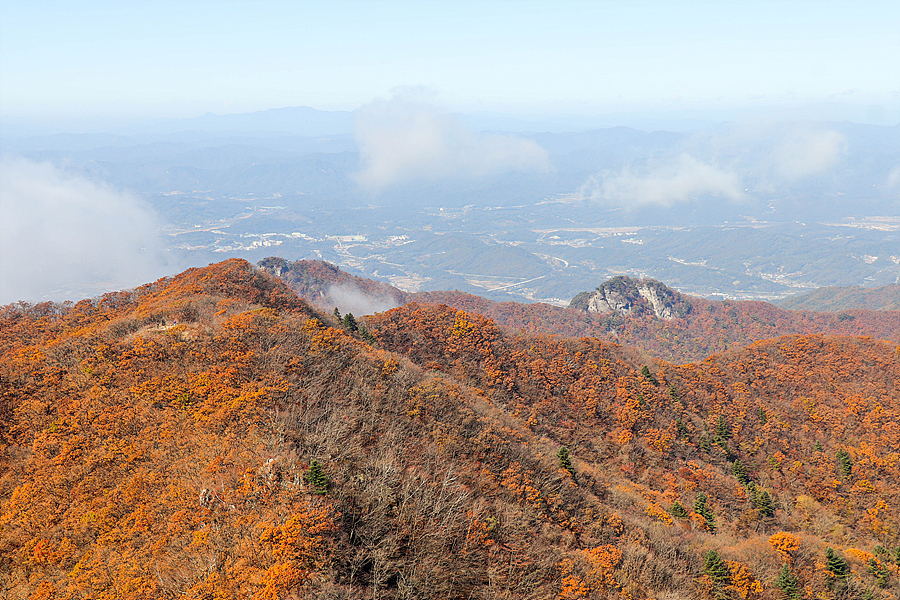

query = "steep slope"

[
  {"left": 0, "top": 260, "right": 683, "bottom": 599},
  {"left": 8, "top": 259, "right": 900, "bottom": 598},
  {"left": 776, "top": 284, "right": 900, "bottom": 311},
  {"left": 370, "top": 303, "right": 900, "bottom": 599}
]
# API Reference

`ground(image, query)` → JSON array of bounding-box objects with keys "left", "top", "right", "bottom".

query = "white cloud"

[
  {"left": 579, "top": 122, "right": 852, "bottom": 207},
  {"left": 352, "top": 91, "right": 550, "bottom": 191},
  {"left": 772, "top": 129, "right": 847, "bottom": 180},
  {"left": 580, "top": 153, "right": 744, "bottom": 207},
  {"left": 326, "top": 283, "right": 400, "bottom": 317},
  {"left": 0, "top": 157, "right": 166, "bottom": 303},
  {"left": 886, "top": 166, "right": 900, "bottom": 190}
]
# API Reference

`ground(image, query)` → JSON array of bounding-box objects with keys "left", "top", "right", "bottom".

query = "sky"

[{"left": 1, "top": 0, "right": 899, "bottom": 126}]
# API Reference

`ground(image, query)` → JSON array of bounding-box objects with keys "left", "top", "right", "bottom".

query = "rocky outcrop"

[
  {"left": 571, "top": 276, "right": 689, "bottom": 320},
  {"left": 636, "top": 284, "right": 676, "bottom": 319}
]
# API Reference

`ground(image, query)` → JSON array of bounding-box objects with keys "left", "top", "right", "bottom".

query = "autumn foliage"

[{"left": 3, "top": 258, "right": 900, "bottom": 598}]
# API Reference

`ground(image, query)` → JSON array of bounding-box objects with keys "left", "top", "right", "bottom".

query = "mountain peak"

[{"left": 569, "top": 275, "right": 691, "bottom": 320}]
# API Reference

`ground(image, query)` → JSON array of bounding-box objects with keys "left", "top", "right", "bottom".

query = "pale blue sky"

[{"left": 1, "top": 0, "right": 898, "bottom": 123}]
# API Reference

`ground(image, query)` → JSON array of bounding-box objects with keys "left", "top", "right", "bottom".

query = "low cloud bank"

[
  {"left": 772, "top": 128, "right": 847, "bottom": 180},
  {"left": 581, "top": 122, "right": 849, "bottom": 208},
  {"left": 580, "top": 154, "right": 743, "bottom": 207},
  {"left": 353, "top": 91, "right": 550, "bottom": 191},
  {"left": 0, "top": 157, "right": 165, "bottom": 304},
  {"left": 326, "top": 283, "right": 400, "bottom": 317}
]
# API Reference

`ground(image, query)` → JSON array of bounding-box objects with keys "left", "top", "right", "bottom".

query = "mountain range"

[
  {"left": 259, "top": 257, "right": 900, "bottom": 364},
  {"left": 775, "top": 284, "right": 900, "bottom": 311},
  {"left": 5, "top": 258, "right": 900, "bottom": 597}
]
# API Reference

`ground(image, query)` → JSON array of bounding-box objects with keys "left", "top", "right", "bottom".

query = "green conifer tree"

[
  {"left": 557, "top": 446, "right": 576, "bottom": 479},
  {"left": 333, "top": 307, "right": 341, "bottom": 321},
  {"left": 715, "top": 415, "right": 731, "bottom": 440},
  {"left": 694, "top": 492, "right": 716, "bottom": 532},
  {"left": 641, "top": 365, "right": 658, "bottom": 385},
  {"left": 342, "top": 312, "right": 358, "bottom": 333},
  {"left": 746, "top": 481, "right": 759, "bottom": 506},
  {"left": 670, "top": 501, "right": 688, "bottom": 518},
  {"left": 825, "top": 547, "right": 850, "bottom": 590},
  {"left": 305, "top": 459, "right": 329, "bottom": 495},
  {"left": 837, "top": 449, "right": 853, "bottom": 480},
  {"left": 868, "top": 557, "right": 890, "bottom": 588},
  {"left": 756, "top": 489, "right": 775, "bottom": 518},
  {"left": 668, "top": 383, "right": 680, "bottom": 403},
  {"left": 758, "top": 407, "right": 768, "bottom": 424},
  {"left": 775, "top": 563, "right": 801, "bottom": 600},
  {"left": 732, "top": 459, "right": 748, "bottom": 485},
  {"left": 358, "top": 323, "right": 376, "bottom": 344},
  {"left": 703, "top": 549, "right": 731, "bottom": 599}
]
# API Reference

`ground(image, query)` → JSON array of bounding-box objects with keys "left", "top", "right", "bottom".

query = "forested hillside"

[
  {"left": 775, "top": 284, "right": 900, "bottom": 312},
  {"left": 3, "top": 259, "right": 900, "bottom": 599},
  {"left": 262, "top": 258, "right": 900, "bottom": 364}
]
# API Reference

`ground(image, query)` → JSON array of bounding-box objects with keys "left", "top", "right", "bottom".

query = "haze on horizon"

[
  {"left": 1, "top": 0, "right": 899, "bottom": 305},
  {"left": 1, "top": 0, "right": 899, "bottom": 129}
]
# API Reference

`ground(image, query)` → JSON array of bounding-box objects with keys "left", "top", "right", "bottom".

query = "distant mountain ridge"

[
  {"left": 260, "top": 257, "right": 900, "bottom": 364},
  {"left": 775, "top": 283, "right": 900, "bottom": 311}
]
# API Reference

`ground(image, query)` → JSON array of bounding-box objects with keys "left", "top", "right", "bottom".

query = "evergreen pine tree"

[
  {"left": 694, "top": 493, "right": 717, "bottom": 532},
  {"left": 641, "top": 365, "right": 658, "bottom": 385},
  {"left": 717, "top": 441, "right": 734, "bottom": 461},
  {"left": 358, "top": 323, "right": 376, "bottom": 344},
  {"left": 342, "top": 312, "right": 358, "bottom": 333},
  {"left": 837, "top": 449, "right": 853, "bottom": 480},
  {"left": 333, "top": 307, "right": 341, "bottom": 321},
  {"left": 814, "top": 440, "right": 823, "bottom": 452},
  {"left": 746, "top": 481, "right": 759, "bottom": 506},
  {"left": 825, "top": 547, "right": 850, "bottom": 590},
  {"left": 668, "top": 383, "right": 680, "bottom": 403},
  {"left": 670, "top": 501, "right": 688, "bottom": 518},
  {"left": 305, "top": 460, "right": 329, "bottom": 495},
  {"left": 756, "top": 489, "right": 775, "bottom": 518},
  {"left": 868, "top": 558, "right": 890, "bottom": 588},
  {"left": 758, "top": 407, "right": 768, "bottom": 424},
  {"left": 732, "top": 460, "right": 748, "bottom": 485},
  {"left": 703, "top": 549, "right": 731, "bottom": 598},
  {"left": 715, "top": 415, "right": 731, "bottom": 440},
  {"left": 676, "top": 416, "right": 689, "bottom": 439},
  {"left": 775, "top": 564, "right": 801, "bottom": 600},
  {"left": 557, "top": 446, "right": 576, "bottom": 479}
]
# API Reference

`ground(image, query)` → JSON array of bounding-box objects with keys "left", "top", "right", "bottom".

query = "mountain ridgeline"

[
  {"left": 4, "top": 259, "right": 900, "bottom": 599},
  {"left": 261, "top": 258, "right": 900, "bottom": 364},
  {"left": 775, "top": 284, "right": 900, "bottom": 312}
]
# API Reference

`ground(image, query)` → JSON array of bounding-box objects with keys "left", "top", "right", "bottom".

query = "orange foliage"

[
  {"left": 6, "top": 258, "right": 900, "bottom": 599},
  {"left": 768, "top": 532, "right": 801, "bottom": 564}
]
